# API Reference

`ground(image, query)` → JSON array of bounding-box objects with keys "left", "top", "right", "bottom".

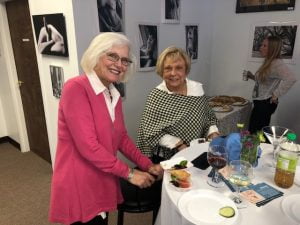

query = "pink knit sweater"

[{"left": 49, "top": 75, "right": 152, "bottom": 224}]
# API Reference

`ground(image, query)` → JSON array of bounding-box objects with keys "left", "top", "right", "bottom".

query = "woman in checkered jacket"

[{"left": 137, "top": 46, "right": 220, "bottom": 163}]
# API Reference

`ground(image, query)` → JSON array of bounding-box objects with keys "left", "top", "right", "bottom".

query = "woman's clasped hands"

[{"left": 128, "top": 164, "right": 163, "bottom": 189}]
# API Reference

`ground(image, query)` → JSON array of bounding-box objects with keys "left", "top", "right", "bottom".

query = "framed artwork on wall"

[
  {"left": 50, "top": 65, "right": 64, "bottom": 98},
  {"left": 97, "top": 0, "right": 124, "bottom": 32},
  {"left": 236, "top": 0, "right": 295, "bottom": 13},
  {"left": 138, "top": 23, "right": 158, "bottom": 71},
  {"left": 32, "top": 13, "right": 69, "bottom": 57},
  {"left": 162, "top": 0, "right": 180, "bottom": 23},
  {"left": 185, "top": 25, "right": 198, "bottom": 62},
  {"left": 247, "top": 21, "right": 298, "bottom": 64}
]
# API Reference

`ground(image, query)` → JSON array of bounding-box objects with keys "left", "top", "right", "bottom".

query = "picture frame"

[
  {"left": 97, "top": 0, "right": 124, "bottom": 32},
  {"left": 236, "top": 0, "right": 295, "bottom": 13},
  {"left": 138, "top": 23, "right": 159, "bottom": 71},
  {"left": 50, "top": 65, "right": 64, "bottom": 98},
  {"left": 185, "top": 25, "right": 198, "bottom": 62},
  {"left": 161, "top": 0, "right": 180, "bottom": 24},
  {"left": 247, "top": 21, "right": 298, "bottom": 64},
  {"left": 32, "top": 13, "right": 69, "bottom": 57}
]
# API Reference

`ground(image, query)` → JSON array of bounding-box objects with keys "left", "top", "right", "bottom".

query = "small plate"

[
  {"left": 212, "top": 105, "right": 233, "bottom": 113},
  {"left": 160, "top": 157, "right": 193, "bottom": 170},
  {"left": 169, "top": 180, "right": 192, "bottom": 192},
  {"left": 281, "top": 194, "right": 300, "bottom": 223},
  {"left": 232, "top": 99, "right": 249, "bottom": 106}
]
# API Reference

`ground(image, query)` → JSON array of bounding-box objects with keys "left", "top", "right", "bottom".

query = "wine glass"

[
  {"left": 228, "top": 160, "right": 253, "bottom": 209},
  {"left": 207, "top": 145, "right": 228, "bottom": 188},
  {"left": 262, "top": 126, "right": 293, "bottom": 167}
]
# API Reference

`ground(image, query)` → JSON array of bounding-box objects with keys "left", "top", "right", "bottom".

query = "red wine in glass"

[{"left": 207, "top": 145, "right": 228, "bottom": 188}]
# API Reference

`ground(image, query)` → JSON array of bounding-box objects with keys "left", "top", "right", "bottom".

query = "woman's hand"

[
  {"left": 128, "top": 169, "right": 155, "bottom": 188},
  {"left": 148, "top": 164, "right": 164, "bottom": 180},
  {"left": 270, "top": 94, "right": 278, "bottom": 104}
]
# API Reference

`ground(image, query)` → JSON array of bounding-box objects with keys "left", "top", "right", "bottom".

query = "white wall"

[
  {"left": 27, "top": 0, "right": 79, "bottom": 162},
  {"left": 209, "top": 0, "right": 300, "bottom": 142}
]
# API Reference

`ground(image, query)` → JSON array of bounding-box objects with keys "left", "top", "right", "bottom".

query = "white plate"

[
  {"left": 281, "top": 194, "right": 300, "bottom": 223},
  {"left": 160, "top": 157, "right": 193, "bottom": 170},
  {"left": 232, "top": 99, "right": 249, "bottom": 106},
  {"left": 178, "top": 189, "right": 238, "bottom": 225},
  {"left": 294, "top": 166, "right": 300, "bottom": 186}
]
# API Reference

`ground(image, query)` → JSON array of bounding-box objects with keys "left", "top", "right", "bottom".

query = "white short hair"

[{"left": 80, "top": 32, "right": 136, "bottom": 82}]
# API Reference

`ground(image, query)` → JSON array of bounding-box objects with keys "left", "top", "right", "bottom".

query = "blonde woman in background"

[{"left": 244, "top": 36, "right": 297, "bottom": 134}]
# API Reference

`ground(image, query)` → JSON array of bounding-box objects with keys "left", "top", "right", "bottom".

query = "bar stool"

[{"left": 117, "top": 178, "right": 161, "bottom": 225}]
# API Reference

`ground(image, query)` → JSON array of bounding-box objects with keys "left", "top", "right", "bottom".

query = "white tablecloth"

[{"left": 155, "top": 143, "right": 300, "bottom": 225}]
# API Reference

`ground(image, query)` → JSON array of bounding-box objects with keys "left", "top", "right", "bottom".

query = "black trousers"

[
  {"left": 71, "top": 215, "right": 108, "bottom": 225},
  {"left": 249, "top": 98, "right": 278, "bottom": 134}
]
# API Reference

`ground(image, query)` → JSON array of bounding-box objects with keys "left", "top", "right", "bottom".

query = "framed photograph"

[
  {"left": 138, "top": 24, "right": 158, "bottom": 71},
  {"left": 236, "top": 0, "right": 295, "bottom": 13},
  {"left": 32, "top": 13, "right": 69, "bottom": 57},
  {"left": 97, "top": 0, "right": 124, "bottom": 32},
  {"left": 185, "top": 25, "right": 198, "bottom": 62},
  {"left": 248, "top": 21, "right": 298, "bottom": 64},
  {"left": 162, "top": 0, "right": 180, "bottom": 23},
  {"left": 50, "top": 65, "right": 64, "bottom": 98}
]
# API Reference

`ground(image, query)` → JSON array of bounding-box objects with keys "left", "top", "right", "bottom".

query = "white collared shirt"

[
  {"left": 156, "top": 79, "right": 219, "bottom": 148},
  {"left": 86, "top": 71, "right": 120, "bottom": 122}
]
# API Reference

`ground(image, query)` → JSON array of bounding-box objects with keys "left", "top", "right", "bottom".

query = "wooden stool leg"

[{"left": 117, "top": 210, "right": 124, "bottom": 225}]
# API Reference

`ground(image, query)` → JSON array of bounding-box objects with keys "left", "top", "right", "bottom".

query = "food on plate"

[
  {"left": 171, "top": 160, "right": 188, "bottom": 169},
  {"left": 219, "top": 206, "right": 235, "bottom": 218},
  {"left": 170, "top": 169, "right": 191, "bottom": 188},
  {"left": 209, "top": 95, "right": 247, "bottom": 107}
]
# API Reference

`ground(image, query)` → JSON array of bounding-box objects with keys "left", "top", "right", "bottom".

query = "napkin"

[
  {"left": 207, "top": 168, "right": 236, "bottom": 192},
  {"left": 160, "top": 157, "right": 193, "bottom": 170},
  {"left": 240, "top": 182, "right": 284, "bottom": 207}
]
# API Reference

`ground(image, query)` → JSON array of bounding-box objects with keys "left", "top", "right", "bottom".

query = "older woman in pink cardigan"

[{"left": 49, "top": 33, "right": 162, "bottom": 225}]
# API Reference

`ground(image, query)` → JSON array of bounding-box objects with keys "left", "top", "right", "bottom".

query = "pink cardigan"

[{"left": 49, "top": 75, "right": 152, "bottom": 224}]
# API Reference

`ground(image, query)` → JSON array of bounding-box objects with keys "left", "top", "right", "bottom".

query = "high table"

[
  {"left": 155, "top": 143, "right": 300, "bottom": 225},
  {"left": 215, "top": 102, "right": 252, "bottom": 136}
]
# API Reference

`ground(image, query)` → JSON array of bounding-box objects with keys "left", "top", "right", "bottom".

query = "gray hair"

[{"left": 80, "top": 32, "right": 136, "bottom": 82}]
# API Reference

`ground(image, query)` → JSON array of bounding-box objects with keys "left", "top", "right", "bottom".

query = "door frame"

[{"left": 0, "top": 3, "right": 30, "bottom": 153}]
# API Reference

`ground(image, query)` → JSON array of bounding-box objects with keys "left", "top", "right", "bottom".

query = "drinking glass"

[
  {"left": 207, "top": 145, "right": 228, "bottom": 188},
  {"left": 262, "top": 126, "right": 293, "bottom": 167},
  {"left": 228, "top": 160, "right": 253, "bottom": 208}
]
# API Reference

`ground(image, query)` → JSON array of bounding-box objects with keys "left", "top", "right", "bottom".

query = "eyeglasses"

[{"left": 105, "top": 52, "right": 132, "bottom": 66}]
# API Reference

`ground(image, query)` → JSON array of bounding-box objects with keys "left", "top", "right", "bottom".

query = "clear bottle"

[{"left": 274, "top": 133, "right": 299, "bottom": 188}]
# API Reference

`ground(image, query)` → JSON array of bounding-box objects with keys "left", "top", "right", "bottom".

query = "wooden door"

[{"left": 6, "top": 0, "right": 51, "bottom": 163}]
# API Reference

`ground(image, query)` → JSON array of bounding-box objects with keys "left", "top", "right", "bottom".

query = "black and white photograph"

[
  {"left": 50, "top": 65, "right": 64, "bottom": 98},
  {"left": 32, "top": 13, "right": 69, "bottom": 57},
  {"left": 236, "top": 0, "right": 295, "bottom": 13},
  {"left": 248, "top": 23, "right": 298, "bottom": 64},
  {"left": 138, "top": 24, "right": 158, "bottom": 71},
  {"left": 185, "top": 25, "right": 198, "bottom": 61},
  {"left": 97, "top": 0, "right": 124, "bottom": 32},
  {"left": 113, "top": 82, "right": 125, "bottom": 98},
  {"left": 162, "top": 0, "right": 180, "bottom": 23}
]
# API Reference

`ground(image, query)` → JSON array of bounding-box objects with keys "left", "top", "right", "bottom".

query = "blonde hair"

[
  {"left": 257, "top": 36, "right": 282, "bottom": 82},
  {"left": 80, "top": 32, "right": 136, "bottom": 82},
  {"left": 156, "top": 46, "right": 191, "bottom": 77}
]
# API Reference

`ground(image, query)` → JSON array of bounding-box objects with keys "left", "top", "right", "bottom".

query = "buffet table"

[
  {"left": 215, "top": 102, "right": 252, "bottom": 136},
  {"left": 155, "top": 143, "right": 300, "bottom": 225}
]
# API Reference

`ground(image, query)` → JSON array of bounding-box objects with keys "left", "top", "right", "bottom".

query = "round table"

[{"left": 155, "top": 143, "right": 300, "bottom": 225}]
